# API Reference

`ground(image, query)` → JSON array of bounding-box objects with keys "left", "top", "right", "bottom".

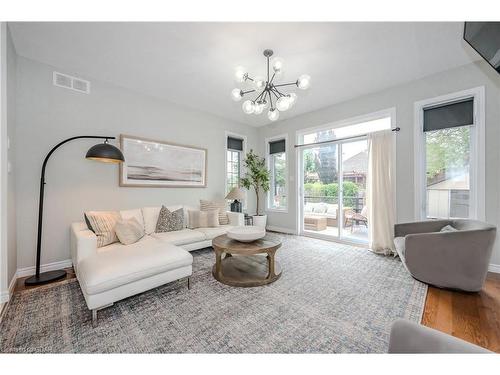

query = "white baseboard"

[
  {"left": 0, "top": 259, "right": 72, "bottom": 310},
  {"left": 16, "top": 259, "right": 73, "bottom": 278},
  {"left": 488, "top": 263, "right": 500, "bottom": 274},
  {"left": 266, "top": 225, "right": 297, "bottom": 235}
]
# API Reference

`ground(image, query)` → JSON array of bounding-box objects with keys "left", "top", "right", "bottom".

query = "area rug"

[{"left": 0, "top": 234, "right": 427, "bottom": 353}]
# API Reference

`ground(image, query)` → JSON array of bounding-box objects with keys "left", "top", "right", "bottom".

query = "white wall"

[
  {"left": 15, "top": 56, "right": 258, "bottom": 269},
  {"left": 258, "top": 60, "right": 500, "bottom": 266},
  {"left": 0, "top": 23, "right": 7, "bottom": 301},
  {"left": 6, "top": 25, "right": 17, "bottom": 288}
]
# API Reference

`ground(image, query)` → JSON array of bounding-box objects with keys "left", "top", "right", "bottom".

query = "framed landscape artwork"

[{"left": 119, "top": 134, "right": 207, "bottom": 187}]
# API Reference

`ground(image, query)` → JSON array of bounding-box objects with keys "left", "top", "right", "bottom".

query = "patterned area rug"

[{"left": 0, "top": 234, "right": 426, "bottom": 353}]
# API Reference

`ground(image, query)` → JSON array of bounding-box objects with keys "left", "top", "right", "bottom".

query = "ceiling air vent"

[{"left": 53, "top": 72, "right": 90, "bottom": 94}]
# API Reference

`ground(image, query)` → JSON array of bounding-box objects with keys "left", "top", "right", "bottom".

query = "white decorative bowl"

[{"left": 227, "top": 226, "right": 266, "bottom": 242}]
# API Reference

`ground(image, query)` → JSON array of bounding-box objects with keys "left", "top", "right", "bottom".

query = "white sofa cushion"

[
  {"left": 194, "top": 225, "right": 234, "bottom": 240},
  {"left": 78, "top": 236, "right": 192, "bottom": 295},
  {"left": 151, "top": 228, "right": 206, "bottom": 245},
  {"left": 119, "top": 209, "right": 145, "bottom": 230},
  {"left": 142, "top": 206, "right": 161, "bottom": 235}
]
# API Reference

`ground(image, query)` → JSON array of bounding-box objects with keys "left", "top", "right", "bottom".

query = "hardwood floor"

[
  {"left": 422, "top": 272, "right": 500, "bottom": 352},
  {"left": 14, "top": 267, "right": 76, "bottom": 292},
  {"left": 12, "top": 267, "right": 500, "bottom": 352}
]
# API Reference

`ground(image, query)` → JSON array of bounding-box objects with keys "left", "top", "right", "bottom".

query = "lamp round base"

[{"left": 24, "top": 270, "right": 67, "bottom": 286}]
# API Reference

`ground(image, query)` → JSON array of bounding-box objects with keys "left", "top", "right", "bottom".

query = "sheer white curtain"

[{"left": 367, "top": 130, "right": 395, "bottom": 255}]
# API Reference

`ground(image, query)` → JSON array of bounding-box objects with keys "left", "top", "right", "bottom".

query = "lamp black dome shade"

[{"left": 85, "top": 142, "right": 125, "bottom": 163}]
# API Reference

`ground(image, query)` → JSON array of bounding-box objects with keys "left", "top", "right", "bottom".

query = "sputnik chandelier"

[{"left": 231, "top": 49, "right": 311, "bottom": 121}]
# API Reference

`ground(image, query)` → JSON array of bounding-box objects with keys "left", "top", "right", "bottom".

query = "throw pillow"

[
  {"left": 115, "top": 217, "right": 145, "bottom": 245},
  {"left": 188, "top": 209, "right": 220, "bottom": 229},
  {"left": 84, "top": 211, "right": 121, "bottom": 247},
  {"left": 200, "top": 199, "right": 228, "bottom": 225},
  {"left": 155, "top": 206, "right": 184, "bottom": 233},
  {"left": 440, "top": 224, "right": 458, "bottom": 232}
]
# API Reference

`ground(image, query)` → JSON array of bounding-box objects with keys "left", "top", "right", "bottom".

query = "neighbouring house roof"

[
  {"left": 343, "top": 151, "right": 368, "bottom": 175},
  {"left": 427, "top": 173, "right": 469, "bottom": 190}
]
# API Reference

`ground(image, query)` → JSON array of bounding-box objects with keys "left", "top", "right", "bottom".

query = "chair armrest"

[
  {"left": 388, "top": 319, "right": 490, "bottom": 353},
  {"left": 70, "top": 222, "right": 98, "bottom": 271},
  {"left": 404, "top": 228, "right": 496, "bottom": 291},
  {"left": 226, "top": 211, "right": 244, "bottom": 226},
  {"left": 394, "top": 220, "right": 452, "bottom": 237}
]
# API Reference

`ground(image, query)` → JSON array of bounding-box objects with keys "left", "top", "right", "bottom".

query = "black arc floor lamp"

[{"left": 24, "top": 136, "right": 125, "bottom": 286}]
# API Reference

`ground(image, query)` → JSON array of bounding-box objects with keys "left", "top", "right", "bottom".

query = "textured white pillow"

[
  {"left": 142, "top": 206, "right": 162, "bottom": 235},
  {"left": 200, "top": 200, "right": 228, "bottom": 225},
  {"left": 115, "top": 217, "right": 145, "bottom": 245},
  {"left": 188, "top": 209, "right": 219, "bottom": 229},
  {"left": 84, "top": 211, "right": 121, "bottom": 247},
  {"left": 120, "top": 209, "right": 144, "bottom": 231},
  {"left": 440, "top": 224, "right": 458, "bottom": 233}
]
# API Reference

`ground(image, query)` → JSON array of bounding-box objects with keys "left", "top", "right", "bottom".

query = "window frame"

[
  {"left": 224, "top": 131, "right": 247, "bottom": 207},
  {"left": 413, "top": 86, "right": 485, "bottom": 221},
  {"left": 265, "top": 133, "right": 289, "bottom": 213}
]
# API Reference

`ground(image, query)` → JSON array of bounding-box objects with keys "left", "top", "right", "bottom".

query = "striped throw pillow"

[
  {"left": 84, "top": 211, "right": 121, "bottom": 247},
  {"left": 200, "top": 200, "right": 228, "bottom": 225}
]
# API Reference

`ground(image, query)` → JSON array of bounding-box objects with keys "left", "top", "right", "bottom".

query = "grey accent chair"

[
  {"left": 389, "top": 319, "right": 491, "bottom": 353},
  {"left": 394, "top": 219, "right": 496, "bottom": 292}
]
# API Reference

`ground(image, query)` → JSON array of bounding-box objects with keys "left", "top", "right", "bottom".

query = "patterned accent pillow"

[
  {"left": 188, "top": 209, "right": 219, "bottom": 229},
  {"left": 200, "top": 199, "right": 228, "bottom": 225},
  {"left": 84, "top": 211, "right": 121, "bottom": 247},
  {"left": 155, "top": 206, "right": 184, "bottom": 233},
  {"left": 115, "top": 217, "right": 145, "bottom": 245}
]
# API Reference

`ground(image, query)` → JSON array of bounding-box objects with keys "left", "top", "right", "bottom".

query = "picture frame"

[{"left": 119, "top": 134, "right": 207, "bottom": 188}]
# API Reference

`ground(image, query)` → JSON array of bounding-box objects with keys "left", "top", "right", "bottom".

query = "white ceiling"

[{"left": 9, "top": 22, "right": 479, "bottom": 127}]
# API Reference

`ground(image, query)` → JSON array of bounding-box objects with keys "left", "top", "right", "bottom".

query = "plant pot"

[{"left": 252, "top": 215, "right": 267, "bottom": 228}]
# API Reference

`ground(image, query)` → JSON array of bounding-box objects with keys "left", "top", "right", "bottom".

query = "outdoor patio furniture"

[
  {"left": 304, "top": 216, "right": 328, "bottom": 231},
  {"left": 303, "top": 202, "right": 353, "bottom": 227},
  {"left": 345, "top": 206, "right": 368, "bottom": 232}
]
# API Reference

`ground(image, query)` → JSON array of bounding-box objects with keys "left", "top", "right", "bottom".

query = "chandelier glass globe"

[
  {"left": 254, "top": 76, "right": 266, "bottom": 90},
  {"left": 276, "top": 96, "right": 291, "bottom": 111},
  {"left": 235, "top": 66, "right": 247, "bottom": 83},
  {"left": 231, "top": 88, "right": 243, "bottom": 102},
  {"left": 254, "top": 102, "right": 264, "bottom": 115},
  {"left": 242, "top": 100, "right": 255, "bottom": 114},
  {"left": 287, "top": 93, "right": 297, "bottom": 107},
  {"left": 268, "top": 108, "right": 280, "bottom": 121},
  {"left": 272, "top": 57, "right": 284, "bottom": 73},
  {"left": 297, "top": 74, "right": 311, "bottom": 90}
]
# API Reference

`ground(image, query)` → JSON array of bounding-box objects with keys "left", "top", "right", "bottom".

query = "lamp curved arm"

[
  {"left": 41, "top": 136, "right": 115, "bottom": 182},
  {"left": 35, "top": 135, "right": 116, "bottom": 278}
]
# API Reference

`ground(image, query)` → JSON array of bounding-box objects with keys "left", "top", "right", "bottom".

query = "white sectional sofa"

[{"left": 70, "top": 205, "right": 244, "bottom": 325}]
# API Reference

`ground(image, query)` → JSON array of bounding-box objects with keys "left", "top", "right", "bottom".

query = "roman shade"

[
  {"left": 423, "top": 98, "right": 474, "bottom": 132},
  {"left": 269, "top": 139, "right": 286, "bottom": 154},
  {"left": 227, "top": 136, "right": 243, "bottom": 151}
]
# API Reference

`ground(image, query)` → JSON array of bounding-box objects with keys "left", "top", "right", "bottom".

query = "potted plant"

[{"left": 240, "top": 149, "right": 270, "bottom": 228}]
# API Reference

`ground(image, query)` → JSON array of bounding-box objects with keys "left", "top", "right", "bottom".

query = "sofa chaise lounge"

[{"left": 71, "top": 205, "right": 244, "bottom": 325}]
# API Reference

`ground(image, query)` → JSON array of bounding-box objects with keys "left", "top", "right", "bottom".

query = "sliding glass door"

[{"left": 300, "top": 137, "right": 368, "bottom": 244}]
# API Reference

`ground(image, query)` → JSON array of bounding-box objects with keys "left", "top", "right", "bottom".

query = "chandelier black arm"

[
  {"left": 269, "top": 72, "right": 276, "bottom": 84},
  {"left": 241, "top": 89, "right": 256, "bottom": 96},
  {"left": 253, "top": 90, "right": 266, "bottom": 103},
  {"left": 270, "top": 89, "right": 281, "bottom": 100},
  {"left": 269, "top": 91, "right": 274, "bottom": 110},
  {"left": 271, "top": 87, "right": 286, "bottom": 97},
  {"left": 273, "top": 81, "right": 298, "bottom": 88},
  {"left": 267, "top": 57, "right": 270, "bottom": 82}
]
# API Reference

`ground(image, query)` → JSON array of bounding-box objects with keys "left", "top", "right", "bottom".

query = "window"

[
  {"left": 267, "top": 137, "right": 287, "bottom": 211},
  {"left": 226, "top": 135, "right": 244, "bottom": 195},
  {"left": 415, "top": 88, "right": 485, "bottom": 221}
]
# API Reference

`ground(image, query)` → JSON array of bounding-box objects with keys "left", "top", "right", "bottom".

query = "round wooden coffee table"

[{"left": 212, "top": 234, "right": 282, "bottom": 287}]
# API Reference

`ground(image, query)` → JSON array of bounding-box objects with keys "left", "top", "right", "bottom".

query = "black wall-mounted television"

[{"left": 464, "top": 22, "right": 500, "bottom": 74}]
